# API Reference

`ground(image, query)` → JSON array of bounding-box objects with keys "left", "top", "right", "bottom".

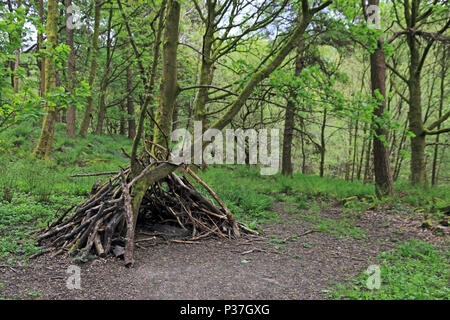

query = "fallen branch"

[{"left": 282, "top": 229, "right": 318, "bottom": 243}]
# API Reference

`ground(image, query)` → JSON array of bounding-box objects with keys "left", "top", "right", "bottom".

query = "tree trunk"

[
  {"left": 65, "top": 0, "right": 76, "bottom": 138},
  {"left": 319, "top": 109, "right": 327, "bottom": 177},
  {"left": 33, "top": 0, "right": 59, "bottom": 159},
  {"left": 79, "top": 0, "right": 101, "bottom": 138},
  {"left": 152, "top": 0, "right": 181, "bottom": 151},
  {"left": 126, "top": 66, "right": 136, "bottom": 139},
  {"left": 119, "top": 103, "right": 127, "bottom": 136},
  {"left": 370, "top": 35, "right": 394, "bottom": 197},
  {"left": 193, "top": 0, "right": 217, "bottom": 132},
  {"left": 38, "top": 0, "right": 45, "bottom": 97},
  {"left": 95, "top": 7, "right": 114, "bottom": 136},
  {"left": 363, "top": 138, "right": 372, "bottom": 184},
  {"left": 282, "top": 41, "right": 305, "bottom": 177},
  {"left": 408, "top": 56, "right": 426, "bottom": 186},
  {"left": 431, "top": 48, "right": 446, "bottom": 185}
]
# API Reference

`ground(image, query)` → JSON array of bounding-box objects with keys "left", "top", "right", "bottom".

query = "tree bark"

[
  {"left": 431, "top": 48, "right": 447, "bottom": 185},
  {"left": 79, "top": 0, "right": 101, "bottom": 138},
  {"left": 363, "top": 0, "right": 393, "bottom": 197},
  {"left": 319, "top": 109, "right": 327, "bottom": 178},
  {"left": 126, "top": 66, "right": 136, "bottom": 139},
  {"left": 95, "top": 6, "right": 114, "bottom": 135},
  {"left": 282, "top": 40, "right": 305, "bottom": 176},
  {"left": 119, "top": 102, "right": 127, "bottom": 136},
  {"left": 33, "top": 0, "right": 59, "bottom": 160},
  {"left": 65, "top": 0, "right": 76, "bottom": 138},
  {"left": 37, "top": 0, "right": 45, "bottom": 97},
  {"left": 370, "top": 37, "right": 394, "bottom": 197},
  {"left": 152, "top": 0, "right": 181, "bottom": 151}
]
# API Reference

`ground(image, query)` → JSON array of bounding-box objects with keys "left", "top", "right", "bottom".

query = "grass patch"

[
  {"left": 329, "top": 239, "right": 450, "bottom": 300},
  {"left": 297, "top": 201, "right": 366, "bottom": 239},
  {"left": 0, "top": 121, "right": 131, "bottom": 258}
]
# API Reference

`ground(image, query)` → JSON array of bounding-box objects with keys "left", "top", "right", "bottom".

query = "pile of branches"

[{"left": 34, "top": 165, "right": 252, "bottom": 267}]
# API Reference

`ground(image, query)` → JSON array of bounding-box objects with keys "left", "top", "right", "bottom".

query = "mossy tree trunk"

[
  {"left": 65, "top": 0, "right": 76, "bottom": 139},
  {"left": 282, "top": 40, "right": 305, "bottom": 177},
  {"left": 387, "top": 0, "right": 450, "bottom": 187},
  {"left": 193, "top": 0, "right": 216, "bottom": 131},
  {"left": 152, "top": 0, "right": 180, "bottom": 151},
  {"left": 33, "top": 0, "right": 59, "bottom": 160}
]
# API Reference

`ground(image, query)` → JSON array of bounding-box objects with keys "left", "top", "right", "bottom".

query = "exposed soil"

[{"left": 0, "top": 201, "right": 446, "bottom": 300}]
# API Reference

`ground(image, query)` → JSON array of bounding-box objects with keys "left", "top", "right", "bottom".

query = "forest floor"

[
  {"left": 0, "top": 199, "right": 445, "bottom": 300},
  {"left": 0, "top": 124, "right": 448, "bottom": 299}
]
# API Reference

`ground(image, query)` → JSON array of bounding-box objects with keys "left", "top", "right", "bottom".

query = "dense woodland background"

[{"left": 0, "top": 0, "right": 448, "bottom": 187}]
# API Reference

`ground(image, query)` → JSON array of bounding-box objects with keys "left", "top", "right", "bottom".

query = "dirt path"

[{"left": 0, "top": 202, "right": 443, "bottom": 300}]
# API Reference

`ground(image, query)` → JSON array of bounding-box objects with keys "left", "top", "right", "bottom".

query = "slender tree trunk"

[
  {"left": 408, "top": 50, "right": 426, "bottom": 186},
  {"left": 95, "top": 89, "right": 107, "bottom": 135},
  {"left": 95, "top": 6, "right": 114, "bottom": 135},
  {"left": 363, "top": 139, "right": 372, "bottom": 183},
  {"left": 370, "top": 35, "right": 394, "bottom": 197},
  {"left": 11, "top": 0, "right": 21, "bottom": 94},
  {"left": 351, "top": 119, "right": 359, "bottom": 181},
  {"left": 38, "top": 0, "right": 45, "bottom": 97},
  {"left": 65, "top": 0, "right": 76, "bottom": 138},
  {"left": 393, "top": 119, "right": 408, "bottom": 181},
  {"left": 79, "top": 0, "right": 101, "bottom": 138},
  {"left": 126, "top": 66, "right": 136, "bottom": 139},
  {"left": 33, "top": 0, "right": 59, "bottom": 159},
  {"left": 345, "top": 122, "right": 352, "bottom": 181},
  {"left": 119, "top": 103, "right": 126, "bottom": 136},
  {"left": 319, "top": 109, "right": 327, "bottom": 177},
  {"left": 431, "top": 48, "right": 446, "bottom": 185},
  {"left": 357, "top": 125, "right": 367, "bottom": 180},
  {"left": 193, "top": 0, "right": 216, "bottom": 132},
  {"left": 282, "top": 40, "right": 305, "bottom": 176},
  {"left": 153, "top": 0, "right": 180, "bottom": 151}
]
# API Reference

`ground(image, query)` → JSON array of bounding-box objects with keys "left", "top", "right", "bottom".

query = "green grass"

[
  {"left": 0, "top": 121, "right": 132, "bottom": 259},
  {"left": 329, "top": 239, "right": 450, "bottom": 300},
  {"left": 193, "top": 166, "right": 278, "bottom": 229},
  {"left": 296, "top": 200, "right": 367, "bottom": 239}
]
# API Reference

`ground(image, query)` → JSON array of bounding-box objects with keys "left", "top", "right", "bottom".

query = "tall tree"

[
  {"left": 387, "top": 0, "right": 450, "bottom": 186},
  {"left": 282, "top": 40, "right": 306, "bottom": 177},
  {"left": 362, "top": 0, "right": 394, "bottom": 197},
  {"left": 65, "top": 0, "right": 76, "bottom": 138},
  {"left": 33, "top": 0, "right": 59, "bottom": 159},
  {"left": 79, "top": 0, "right": 102, "bottom": 138}
]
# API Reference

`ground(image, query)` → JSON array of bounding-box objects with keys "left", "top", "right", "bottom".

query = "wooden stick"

[
  {"left": 183, "top": 166, "right": 240, "bottom": 237},
  {"left": 120, "top": 170, "right": 135, "bottom": 267},
  {"left": 70, "top": 171, "right": 120, "bottom": 177}
]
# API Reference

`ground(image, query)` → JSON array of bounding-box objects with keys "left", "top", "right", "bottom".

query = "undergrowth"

[
  {"left": 0, "top": 121, "right": 448, "bottom": 259},
  {"left": 329, "top": 239, "right": 450, "bottom": 300}
]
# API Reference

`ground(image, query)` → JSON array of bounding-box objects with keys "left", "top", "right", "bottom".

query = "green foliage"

[
  {"left": 194, "top": 166, "right": 278, "bottom": 228},
  {"left": 297, "top": 200, "right": 366, "bottom": 239},
  {"left": 330, "top": 240, "right": 450, "bottom": 300},
  {"left": 0, "top": 122, "right": 131, "bottom": 258}
]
